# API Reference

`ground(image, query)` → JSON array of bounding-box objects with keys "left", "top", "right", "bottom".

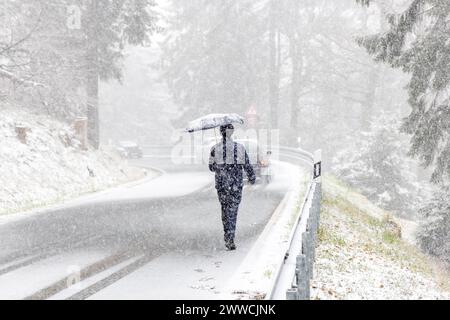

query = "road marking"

[
  {"left": 48, "top": 255, "right": 144, "bottom": 300},
  {"left": 24, "top": 250, "right": 135, "bottom": 300},
  {"left": 0, "top": 234, "right": 105, "bottom": 276},
  {"left": 0, "top": 254, "right": 41, "bottom": 274},
  {"left": 66, "top": 253, "right": 159, "bottom": 300}
]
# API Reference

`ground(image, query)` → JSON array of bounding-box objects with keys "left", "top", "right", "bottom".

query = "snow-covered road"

[{"left": 0, "top": 159, "right": 302, "bottom": 300}]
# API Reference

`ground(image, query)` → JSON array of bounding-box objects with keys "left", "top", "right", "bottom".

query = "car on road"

[
  {"left": 116, "top": 141, "right": 144, "bottom": 159},
  {"left": 235, "top": 139, "right": 273, "bottom": 184}
]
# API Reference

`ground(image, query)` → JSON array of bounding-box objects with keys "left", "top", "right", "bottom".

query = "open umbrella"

[{"left": 186, "top": 113, "right": 245, "bottom": 133}]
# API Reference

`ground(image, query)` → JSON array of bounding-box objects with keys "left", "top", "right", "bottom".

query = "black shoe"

[{"left": 226, "top": 241, "right": 237, "bottom": 251}]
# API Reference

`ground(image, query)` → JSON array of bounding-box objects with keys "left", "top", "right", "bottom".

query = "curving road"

[{"left": 0, "top": 157, "right": 299, "bottom": 300}]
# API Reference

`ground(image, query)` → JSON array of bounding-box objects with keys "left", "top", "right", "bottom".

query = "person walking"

[{"left": 209, "top": 124, "right": 256, "bottom": 251}]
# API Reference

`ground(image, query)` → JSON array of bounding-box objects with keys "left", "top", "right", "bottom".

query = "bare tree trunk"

[
  {"left": 362, "top": 67, "right": 380, "bottom": 127},
  {"left": 289, "top": 0, "right": 301, "bottom": 133},
  {"left": 361, "top": 3, "right": 388, "bottom": 128},
  {"left": 290, "top": 42, "right": 300, "bottom": 130},
  {"left": 268, "top": 0, "right": 280, "bottom": 131},
  {"left": 86, "top": 0, "right": 100, "bottom": 149}
]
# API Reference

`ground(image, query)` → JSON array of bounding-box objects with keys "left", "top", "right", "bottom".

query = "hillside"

[
  {"left": 311, "top": 176, "right": 449, "bottom": 300},
  {"left": 0, "top": 106, "right": 146, "bottom": 216}
]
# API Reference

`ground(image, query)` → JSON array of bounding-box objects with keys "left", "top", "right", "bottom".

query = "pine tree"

[
  {"left": 357, "top": 0, "right": 450, "bottom": 184},
  {"left": 161, "top": 0, "right": 271, "bottom": 128},
  {"left": 1, "top": 0, "right": 158, "bottom": 143},
  {"left": 333, "top": 112, "right": 425, "bottom": 216},
  {"left": 356, "top": 0, "right": 450, "bottom": 264},
  {"left": 417, "top": 186, "right": 450, "bottom": 263},
  {"left": 82, "top": 0, "right": 158, "bottom": 148},
  {"left": 276, "top": 0, "right": 399, "bottom": 148},
  {"left": 0, "top": 1, "right": 83, "bottom": 116}
]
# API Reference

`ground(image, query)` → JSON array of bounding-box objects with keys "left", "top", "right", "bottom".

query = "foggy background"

[{"left": 1, "top": 0, "right": 449, "bottom": 277}]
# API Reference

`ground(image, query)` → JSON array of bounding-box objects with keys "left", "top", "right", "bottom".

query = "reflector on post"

[{"left": 313, "top": 150, "right": 322, "bottom": 182}]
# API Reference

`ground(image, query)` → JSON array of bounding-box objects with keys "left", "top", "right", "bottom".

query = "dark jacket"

[{"left": 209, "top": 139, "right": 256, "bottom": 192}]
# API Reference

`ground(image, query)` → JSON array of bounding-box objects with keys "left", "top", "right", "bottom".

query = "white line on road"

[{"left": 48, "top": 255, "right": 145, "bottom": 300}]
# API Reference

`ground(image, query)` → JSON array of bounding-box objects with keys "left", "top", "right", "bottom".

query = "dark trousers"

[{"left": 218, "top": 188, "right": 242, "bottom": 243}]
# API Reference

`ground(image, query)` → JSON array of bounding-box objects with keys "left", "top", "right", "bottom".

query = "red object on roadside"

[{"left": 246, "top": 105, "right": 258, "bottom": 128}]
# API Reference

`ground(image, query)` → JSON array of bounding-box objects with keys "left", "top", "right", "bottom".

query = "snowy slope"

[
  {"left": 0, "top": 107, "right": 146, "bottom": 216},
  {"left": 311, "top": 176, "right": 449, "bottom": 300}
]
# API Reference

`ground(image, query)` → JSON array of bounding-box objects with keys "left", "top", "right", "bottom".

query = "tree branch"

[{"left": 0, "top": 67, "right": 45, "bottom": 87}]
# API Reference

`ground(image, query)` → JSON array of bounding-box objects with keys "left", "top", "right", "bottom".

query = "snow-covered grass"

[
  {"left": 311, "top": 175, "right": 450, "bottom": 300},
  {"left": 0, "top": 107, "right": 146, "bottom": 216}
]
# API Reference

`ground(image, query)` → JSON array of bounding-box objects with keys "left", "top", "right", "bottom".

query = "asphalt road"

[{"left": 0, "top": 158, "right": 290, "bottom": 300}]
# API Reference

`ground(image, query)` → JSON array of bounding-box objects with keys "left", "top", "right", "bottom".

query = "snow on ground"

[
  {"left": 88, "top": 245, "right": 253, "bottom": 300},
  {"left": 0, "top": 250, "right": 111, "bottom": 300},
  {"left": 82, "top": 172, "right": 213, "bottom": 205},
  {"left": 0, "top": 107, "right": 146, "bottom": 216},
  {"left": 86, "top": 160, "right": 303, "bottom": 300},
  {"left": 311, "top": 176, "right": 450, "bottom": 300}
]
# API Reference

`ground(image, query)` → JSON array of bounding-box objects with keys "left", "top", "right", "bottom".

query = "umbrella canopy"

[{"left": 186, "top": 113, "right": 245, "bottom": 133}]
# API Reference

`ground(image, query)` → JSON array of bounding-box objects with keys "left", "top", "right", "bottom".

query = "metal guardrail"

[{"left": 270, "top": 149, "right": 322, "bottom": 300}]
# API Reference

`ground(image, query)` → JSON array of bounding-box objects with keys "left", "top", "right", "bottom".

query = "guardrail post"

[
  {"left": 310, "top": 213, "right": 317, "bottom": 273},
  {"left": 312, "top": 188, "right": 321, "bottom": 261},
  {"left": 316, "top": 182, "right": 322, "bottom": 228},
  {"left": 306, "top": 218, "right": 316, "bottom": 280},
  {"left": 296, "top": 254, "right": 309, "bottom": 300},
  {"left": 309, "top": 231, "right": 315, "bottom": 280},
  {"left": 286, "top": 289, "right": 298, "bottom": 300},
  {"left": 302, "top": 231, "right": 311, "bottom": 281}
]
